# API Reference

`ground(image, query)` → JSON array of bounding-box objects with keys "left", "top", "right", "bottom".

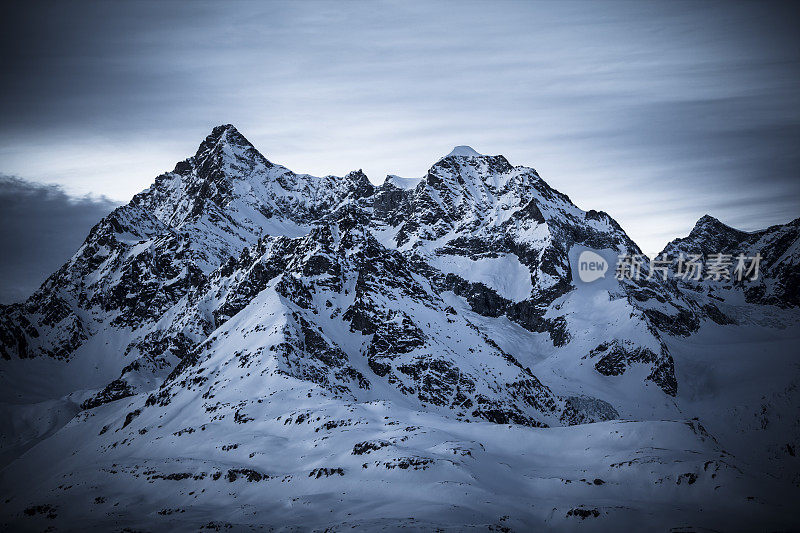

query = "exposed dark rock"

[{"left": 566, "top": 508, "right": 600, "bottom": 519}]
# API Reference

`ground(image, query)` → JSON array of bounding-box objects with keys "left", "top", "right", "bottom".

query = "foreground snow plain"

[{"left": 1, "top": 386, "right": 797, "bottom": 531}]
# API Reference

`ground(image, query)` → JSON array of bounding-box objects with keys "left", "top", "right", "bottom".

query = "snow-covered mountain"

[
  {"left": 1, "top": 125, "right": 798, "bottom": 531},
  {"left": 661, "top": 214, "right": 800, "bottom": 307}
]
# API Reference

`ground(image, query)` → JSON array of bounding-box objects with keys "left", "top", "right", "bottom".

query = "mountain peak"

[
  {"left": 659, "top": 213, "right": 754, "bottom": 259},
  {"left": 695, "top": 214, "right": 723, "bottom": 227},
  {"left": 197, "top": 124, "right": 253, "bottom": 155},
  {"left": 183, "top": 124, "right": 268, "bottom": 177},
  {"left": 210, "top": 123, "right": 239, "bottom": 136},
  {"left": 690, "top": 214, "right": 742, "bottom": 236},
  {"left": 445, "top": 145, "right": 484, "bottom": 158}
]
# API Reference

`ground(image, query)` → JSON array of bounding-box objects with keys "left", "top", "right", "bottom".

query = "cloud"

[
  {"left": 0, "top": 176, "right": 119, "bottom": 304},
  {"left": 0, "top": 0, "right": 798, "bottom": 256}
]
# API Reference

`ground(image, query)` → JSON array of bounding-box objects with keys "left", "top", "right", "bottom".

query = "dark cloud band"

[{"left": 0, "top": 177, "right": 118, "bottom": 303}]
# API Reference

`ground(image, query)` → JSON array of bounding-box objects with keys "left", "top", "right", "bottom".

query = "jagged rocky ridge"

[
  {"left": 1, "top": 125, "right": 799, "bottom": 531},
  {"left": 3, "top": 125, "right": 795, "bottom": 417},
  {"left": 0, "top": 124, "right": 704, "bottom": 416},
  {"left": 661, "top": 214, "right": 800, "bottom": 307}
]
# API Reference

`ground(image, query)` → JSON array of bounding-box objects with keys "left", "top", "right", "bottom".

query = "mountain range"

[{"left": 1, "top": 125, "right": 798, "bottom": 531}]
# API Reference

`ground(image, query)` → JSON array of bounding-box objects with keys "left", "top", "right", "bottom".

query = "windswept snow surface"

[
  {"left": 385, "top": 175, "right": 423, "bottom": 190},
  {"left": 444, "top": 145, "right": 484, "bottom": 158},
  {"left": 1, "top": 387, "right": 797, "bottom": 531},
  {"left": 431, "top": 253, "right": 533, "bottom": 302}
]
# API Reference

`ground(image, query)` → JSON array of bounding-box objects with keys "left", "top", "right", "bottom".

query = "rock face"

[
  {"left": 1, "top": 126, "right": 799, "bottom": 531},
  {"left": 369, "top": 148, "right": 693, "bottom": 396},
  {"left": 147, "top": 209, "right": 577, "bottom": 428}
]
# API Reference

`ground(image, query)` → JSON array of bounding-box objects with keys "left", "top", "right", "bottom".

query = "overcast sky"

[{"left": 1, "top": 0, "right": 798, "bottom": 302}]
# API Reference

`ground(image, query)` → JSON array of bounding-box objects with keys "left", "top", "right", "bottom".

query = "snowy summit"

[{"left": 445, "top": 145, "right": 483, "bottom": 157}]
